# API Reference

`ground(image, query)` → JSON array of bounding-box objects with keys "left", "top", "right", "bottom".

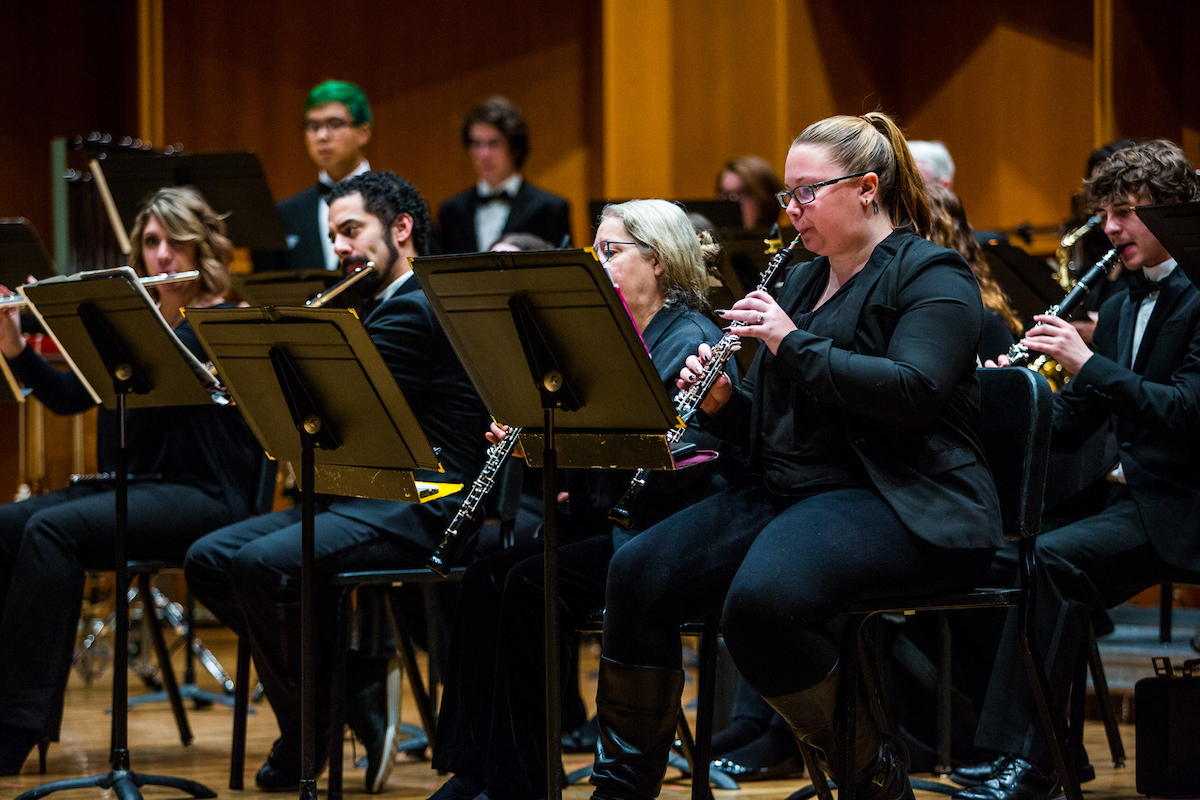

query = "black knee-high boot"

[
  {"left": 590, "top": 656, "right": 685, "bottom": 800},
  {"left": 765, "top": 666, "right": 914, "bottom": 800}
]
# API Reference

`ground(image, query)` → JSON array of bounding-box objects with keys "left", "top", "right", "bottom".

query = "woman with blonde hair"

[
  {"left": 0, "top": 186, "right": 261, "bottom": 775},
  {"left": 589, "top": 113, "right": 1002, "bottom": 800},
  {"left": 428, "top": 199, "right": 734, "bottom": 800}
]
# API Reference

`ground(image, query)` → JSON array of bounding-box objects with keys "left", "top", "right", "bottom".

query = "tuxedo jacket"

[
  {"left": 274, "top": 184, "right": 329, "bottom": 272},
  {"left": 1052, "top": 265, "right": 1200, "bottom": 571},
  {"left": 704, "top": 228, "right": 1003, "bottom": 551},
  {"left": 324, "top": 276, "right": 492, "bottom": 546},
  {"left": 438, "top": 180, "right": 571, "bottom": 254}
]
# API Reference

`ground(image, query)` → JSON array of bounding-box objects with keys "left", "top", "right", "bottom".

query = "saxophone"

[
  {"left": 1007, "top": 246, "right": 1124, "bottom": 379},
  {"left": 1054, "top": 214, "right": 1102, "bottom": 291},
  {"left": 426, "top": 427, "right": 522, "bottom": 576},
  {"left": 608, "top": 234, "right": 805, "bottom": 529}
]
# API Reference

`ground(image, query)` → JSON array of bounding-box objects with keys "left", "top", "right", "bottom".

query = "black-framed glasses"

[
  {"left": 1098, "top": 204, "right": 1140, "bottom": 225},
  {"left": 594, "top": 240, "right": 648, "bottom": 263},
  {"left": 304, "top": 117, "right": 355, "bottom": 135},
  {"left": 775, "top": 171, "right": 871, "bottom": 208}
]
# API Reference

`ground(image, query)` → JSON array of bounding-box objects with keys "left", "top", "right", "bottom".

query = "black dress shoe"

[
  {"left": 255, "top": 740, "right": 302, "bottom": 792},
  {"left": 561, "top": 716, "right": 598, "bottom": 753},
  {"left": 428, "top": 774, "right": 487, "bottom": 800},
  {"left": 952, "top": 754, "right": 1008, "bottom": 788},
  {"left": 0, "top": 725, "right": 48, "bottom": 777},
  {"left": 953, "top": 752, "right": 1093, "bottom": 788},
  {"left": 712, "top": 754, "right": 804, "bottom": 781},
  {"left": 951, "top": 755, "right": 1058, "bottom": 800}
]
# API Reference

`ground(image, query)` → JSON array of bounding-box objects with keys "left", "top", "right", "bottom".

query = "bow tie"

[
  {"left": 476, "top": 188, "right": 515, "bottom": 204},
  {"left": 316, "top": 181, "right": 334, "bottom": 196},
  {"left": 1126, "top": 270, "right": 1159, "bottom": 304}
]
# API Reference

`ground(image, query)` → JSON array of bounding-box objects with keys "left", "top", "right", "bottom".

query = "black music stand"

[
  {"left": 1137, "top": 201, "right": 1200, "bottom": 286},
  {"left": 413, "top": 248, "right": 686, "bottom": 800},
  {"left": 185, "top": 305, "right": 462, "bottom": 800},
  {"left": 231, "top": 269, "right": 341, "bottom": 308},
  {"left": 91, "top": 152, "right": 286, "bottom": 252},
  {"left": 982, "top": 243, "right": 1064, "bottom": 324},
  {"left": 14, "top": 268, "right": 222, "bottom": 800}
]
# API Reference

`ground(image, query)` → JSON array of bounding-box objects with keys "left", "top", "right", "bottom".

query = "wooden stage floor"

[{"left": 0, "top": 627, "right": 1144, "bottom": 800}]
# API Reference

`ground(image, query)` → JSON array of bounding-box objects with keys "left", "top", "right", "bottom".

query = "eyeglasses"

[
  {"left": 594, "top": 240, "right": 648, "bottom": 263},
  {"left": 304, "top": 117, "right": 355, "bottom": 135},
  {"left": 775, "top": 171, "right": 871, "bottom": 209}
]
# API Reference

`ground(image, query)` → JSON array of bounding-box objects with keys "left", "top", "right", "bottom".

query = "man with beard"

[{"left": 185, "top": 171, "right": 491, "bottom": 794}]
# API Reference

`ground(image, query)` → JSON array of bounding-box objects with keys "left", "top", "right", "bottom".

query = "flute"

[{"left": 0, "top": 270, "right": 201, "bottom": 308}]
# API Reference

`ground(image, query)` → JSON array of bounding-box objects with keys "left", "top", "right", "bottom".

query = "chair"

[
  {"left": 103, "top": 455, "right": 277, "bottom": 785},
  {"left": 325, "top": 567, "right": 465, "bottom": 800},
  {"left": 786, "top": 367, "right": 1093, "bottom": 800},
  {"left": 568, "top": 613, "right": 738, "bottom": 799}
]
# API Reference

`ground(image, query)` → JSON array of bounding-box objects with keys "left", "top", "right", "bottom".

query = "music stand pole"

[{"left": 16, "top": 313, "right": 215, "bottom": 800}]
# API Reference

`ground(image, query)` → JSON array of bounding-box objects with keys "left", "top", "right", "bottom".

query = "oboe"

[
  {"left": 426, "top": 427, "right": 522, "bottom": 576},
  {"left": 1006, "top": 245, "right": 1124, "bottom": 368},
  {"left": 608, "top": 234, "right": 805, "bottom": 529}
]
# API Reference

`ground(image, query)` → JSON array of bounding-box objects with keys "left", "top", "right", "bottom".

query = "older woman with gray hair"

[{"left": 427, "top": 199, "right": 735, "bottom": 800}]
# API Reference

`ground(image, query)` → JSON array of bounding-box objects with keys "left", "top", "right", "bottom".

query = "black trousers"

[
  {"left": 432, "top": 536, "right": 612, "bottom": 799},
  {"left": 601, "top": 483, "right": 996, "bottom": 698},
  {"left": 0, "top": 481, "right": 235, "bottom": 737},
  {"left": 182, "top": 504, "right": 432, "bottom": 757},
  {"left": 974, "top": 495, "right": 1200, "bottom": 766}
]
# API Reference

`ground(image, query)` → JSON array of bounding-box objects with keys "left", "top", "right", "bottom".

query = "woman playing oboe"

[
  {"left": 428, "top": 199, "right": 735, "bottom": 800},
  {"left": 588, "top": 113, "right": 1003, "bottom": 800}
]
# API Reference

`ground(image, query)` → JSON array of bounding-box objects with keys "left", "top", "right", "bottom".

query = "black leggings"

[{"left": 602, "top": 483, "right": 995, "bottom": 696}]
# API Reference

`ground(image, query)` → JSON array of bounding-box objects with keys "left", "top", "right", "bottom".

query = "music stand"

[
  {"left": 1137, "top": 202, "right": 1200, "bottom": 286},
  {"left": 14, "top": 268, "right": 222, "bottom": 800},
  {"left": 185, "top": 305, "right": 462, "bottom": 800},
  {"left": 91, "top": 152, "right": 287, "bottom": 252},
  {"left": 412, "top": 248, "right": 686, "bottom": 800},
  {"left": 983, "top": 243, "right": 1064, "bottom": 324},
  {"left": 231, "top": 269, "right": 341, "bottom": 308}
]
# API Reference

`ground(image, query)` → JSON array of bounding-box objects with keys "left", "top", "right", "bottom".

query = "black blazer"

[
  {"left": 1052, "top": 265, "right": 1200, "bottom": 571},
  {"left": 324, "top": 276, "right": 492, "bottom": 543},
  {"left": 438, "top": 180, "right": 571, "bottom": 254},
  {"left": 274, "top": 184, "right": 330, "bottom": 272},
  {"left": 704, "top": 228, "right": 1003, "bottom": 551}
]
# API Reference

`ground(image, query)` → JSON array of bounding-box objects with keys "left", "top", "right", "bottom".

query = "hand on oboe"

[
  {"left": 719, "top": 291, "right": 797, "bottom": 355},
  {"left": 678, "top": 342, "right": 731, "bottom": 417},
  {"left": 1021, "top": 314, "right": 1093, "bottom": 375},
  {"left": 487, "top": 421, "right": 525, "bottom": 459}
]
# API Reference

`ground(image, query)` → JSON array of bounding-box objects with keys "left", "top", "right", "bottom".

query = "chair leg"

[
  {"left": 388, "top": 597, "right": 438, "bottom": 744},
  {"left": 1086, "top": 624, "right": 1125, "bottom": 767},
  {"left": 1159, "top": 582, "right": 1174, "bottom": 643},
  {"left": 139, "top": 572, "right": 193, "bottom": 746},
  {"left": 1016, "top": 538, "right": 1082, "bottom": 800},
  {"left": 688, "top": 617, "right": 719, "bottom": 800},
  {"left": 935, "top": 611, "right": 952, "bottom": 775},
  {"left": 230, "top": 635, "right": 251, "bottom": 790},
  {"left": 328, "top": 587, "right": 352, "bottom": 800}
]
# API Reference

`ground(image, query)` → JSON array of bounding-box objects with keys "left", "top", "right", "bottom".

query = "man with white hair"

[{"left": 909, "top": 140, "right": 955, "bottom": 188}]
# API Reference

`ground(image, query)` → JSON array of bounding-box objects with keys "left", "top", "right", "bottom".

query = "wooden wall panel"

[
  {"left": 0, "top": 3, "right": 138, "bottom": 248},
  {"left": 161, "top": 1, "right": 602, "bottom": 248}
]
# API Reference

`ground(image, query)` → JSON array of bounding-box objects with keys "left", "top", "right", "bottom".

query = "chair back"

[
  {"left": 251, "top": 454, "right": 279, "bottom": 516},
  {"left": 976, "top": 367, "right": 1053, "bottom": 539}
]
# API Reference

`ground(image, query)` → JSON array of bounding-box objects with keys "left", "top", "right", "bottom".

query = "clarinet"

[
  {"left": 426, "top": 428, "right": 522, "bottom": 576},
  {"left": 1006, "top": 245, "right": 1124, "bottom": 368},
  {"left": 608, "top": 234, "right": 805, "bottom": 529}
]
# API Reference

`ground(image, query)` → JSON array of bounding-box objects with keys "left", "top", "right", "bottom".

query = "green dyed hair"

[{"left": 305, "top": 80, "right": 372, "bottom": 126}]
